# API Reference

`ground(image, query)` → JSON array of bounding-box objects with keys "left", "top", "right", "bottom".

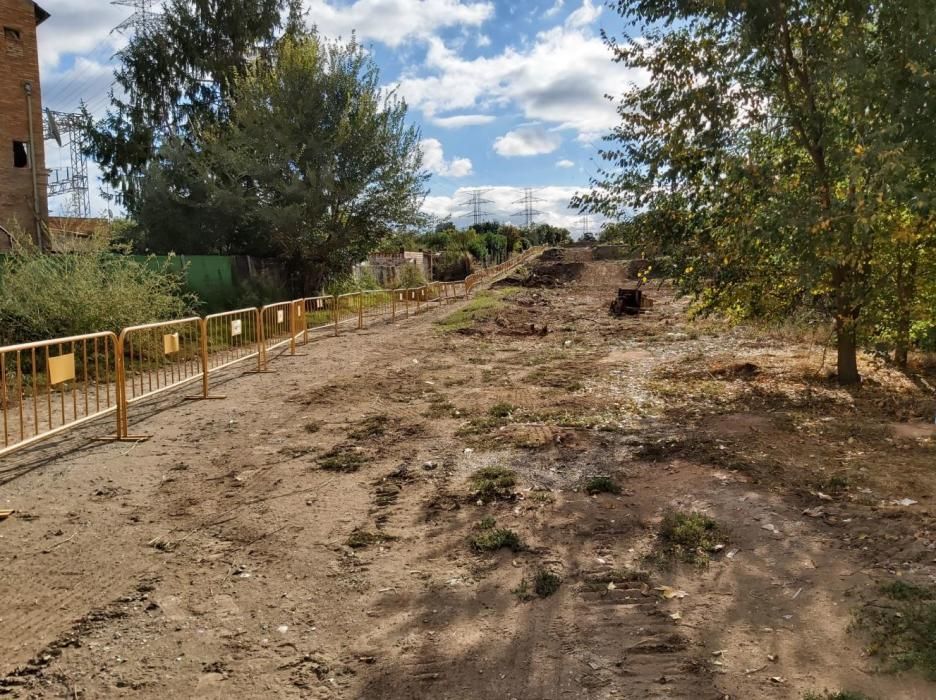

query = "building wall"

[{"left": 0, "top": 0, "right": 48, "bottom": 250}]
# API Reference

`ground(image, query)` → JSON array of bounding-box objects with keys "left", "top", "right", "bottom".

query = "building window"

[
  {"left": 13, "top": 141, "right": 29, "bottom": 168},
  {"left": 4, "top": 26, "right": 23, "bottom": 56}
]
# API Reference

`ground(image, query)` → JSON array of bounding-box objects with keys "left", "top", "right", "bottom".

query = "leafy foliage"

[
  {"left": 0, "top": 234, "right": 195, "bottom": 345},
  {"left": 576, "top": 0, "right": 936, "bottom": 382}
]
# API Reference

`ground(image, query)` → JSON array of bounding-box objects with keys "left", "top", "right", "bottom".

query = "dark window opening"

[
  {"left": 4, "top": 26, "right": 22, "bottom": 56},
  {"left": 4, "top": 27, "right": 21, "bottom": 41},
  {"left": 13, "top": 141, "right": 29, "bottom": 168}
]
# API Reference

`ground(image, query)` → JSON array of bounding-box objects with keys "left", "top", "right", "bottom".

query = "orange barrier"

[
  {"left": 117, "top": 317, "right": 203, "bottom": 438},
  {"left": 335, "top": 293, "right": 361, "bottom": 332},
  {"left": 361, "top": 290, "right": 394, "bottom": 328},
  {"left": 0, "top": 332, "right": 121, "bottom": 457},
  {"left": 201, "top": 307, "right": 264, "bottom": 386},
  {"left": 2, "top": 247, "right": 545, "bottom": 456},
  {"left": 301, "top": 295, "right": 337, "bottom": 340},
  {"left": 259, "top": 301, "right": 300, "bottom": 367}
]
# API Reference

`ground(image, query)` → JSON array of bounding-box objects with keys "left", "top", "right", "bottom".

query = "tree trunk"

[
  {"left": 836, "top": 315, "right": 860, "bottom": 385},
  {"left": 833, "top": 264, "right": 861, "bottom": 386}
]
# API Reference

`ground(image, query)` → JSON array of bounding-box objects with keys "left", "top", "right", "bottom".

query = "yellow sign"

[
  {"left": 231, "top": 320, "right": 242, "bottom": 336},
  {"left": 163, "top": 333, "right": 180, "bottom": 355},
  {"left": 47, "top": 353, "right": 76, "bottom": 386},
  {"left": 277, "top": 310, "right": 285, "bottom": 324}
]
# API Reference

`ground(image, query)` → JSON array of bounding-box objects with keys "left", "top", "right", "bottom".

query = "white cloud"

[
  {"left": 544, "top": 0, "right": 565, "bottom": 18},
  {"left": 431, "top": 114, "right": 496, "bottom": 128},
  {"left": 37, "top": 1, "right": 128, "bottom": 71},
  {"left": 421, "top": 138, "right": 474, "bottom": 178},
  {"left": 566, "top": 0, "right": 602, "bottom": 28},
  {"left": 556, "top": 159, "right": 575, "bottom": 168},
  {"left": 422, "top": 185, "right": 601, "bottom": 231},
  {"left": 396, "top": 25, "right": 645, "bottom": 142},
  {"left": 494, "top": 127, "right": 561, "bottom": 157},
  {"left": 305, "top": 0, "right": 494, "bottom": 47}
]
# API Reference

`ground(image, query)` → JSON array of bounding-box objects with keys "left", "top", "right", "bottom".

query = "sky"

[{"left": 36, "top": 0, "right": 642, "bottom": 234}]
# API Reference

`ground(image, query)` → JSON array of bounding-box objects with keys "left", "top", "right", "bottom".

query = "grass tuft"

[
  {"left": 318, "top": 448, "right": 367, "bottom": 473},
  {"left": 655, "top": 510, "right": 727, "bottom": 566},
  {"left": 469, "top": 518, "right": 524, "bottom": 552},
  {"left": 469, "top": 465, "right": 518, "bottom": 501},
  {"left": 852, "top": 579, "right": 936, "bottom": 679},
  {"left": 489, "top": 402, "right": 516, "bottom": 418},
  {"left": 584, "top": 476, "right": 620, "bottom": 495},
  {"left": 803, "top": 692, "right": 874, "bottom": 700},
  {"left": 533, "top": 569, "right": 562, "bottom": 597},
  {"left": 349, "top": 415, "right": 389, "bottom": 440}
]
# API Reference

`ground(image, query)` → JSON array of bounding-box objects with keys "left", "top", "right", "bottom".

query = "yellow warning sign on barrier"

[
  {"left": 47, "top": 353, "right": 76, "bottom": 386},
  {"left": 163, "top": 333, "right": 180, "bottom": 355},
  {"left": 277, "top": 310, "right": 285, "bottom": 324},
  {"left": 231, "top": 320, "right": 242, "bottom": 336}
]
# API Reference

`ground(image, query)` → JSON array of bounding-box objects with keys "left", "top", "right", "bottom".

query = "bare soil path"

[{"left": 2, "top": 249, "right": 935, "bottom": 699}]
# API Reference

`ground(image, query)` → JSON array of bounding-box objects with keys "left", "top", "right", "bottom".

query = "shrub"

[
  {"left": 0, "top": 233, "right": 196, "bottom": 345},
  {"left": 469, "top": 518, "right": 523, "bottom": 552},
  {"left": 655, "top": 510, "right": 727, "bottom": 565},
  {"left": 533, "top": 569, "right": 561, "bottom": 597},
  {"left": 469, "top": 466, "right": 518, "bottom": 501},
  {"left": 584, "top": 476, "right": 620, "bottom": 495}
]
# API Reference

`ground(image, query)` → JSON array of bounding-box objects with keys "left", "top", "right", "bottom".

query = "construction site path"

[{"left": 2, "top": 248, "right": 935, "bottom": 700}]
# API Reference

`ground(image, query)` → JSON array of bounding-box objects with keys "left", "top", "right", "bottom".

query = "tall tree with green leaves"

[
  {"left": 84, "top": 0, "right": 302, "bottom": 212},
  {"left": 576, "top": 0, "right": 936, "bottom": 384},
  {"left": 134, "top": 33, "right": 427, "bottom": 292}
]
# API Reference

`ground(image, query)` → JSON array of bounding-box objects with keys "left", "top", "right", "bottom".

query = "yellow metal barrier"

[
  {"left": 200, "top": 307, "right": 264, "bottom": 388},
  {"left": 334, "top": 293, "right": 361, "bottom": 333},
  {"left": 117, "top": 317, "right": 203, "bottom": 439},
  {"left": 361, "top": 290, "right": 394, "bottom": 328},
  {"left": 0, "top": 332, "right": 121, "bottom": 457},
  {"left": 259, "top": 301, "right": 299, "bottom": 367},
  {"left": 301, "top": 295, "right": 337, "bottom": 340},
  {"left": 1, "top": 247, "right": 546, "bottom": 457}
]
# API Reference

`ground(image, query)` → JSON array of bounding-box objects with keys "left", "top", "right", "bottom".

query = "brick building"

[{"left": 0, "top": 0, "right": 49, "bottom": 250}]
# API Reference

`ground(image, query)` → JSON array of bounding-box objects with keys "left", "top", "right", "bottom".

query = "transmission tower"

[
  {"left": 457, "top": 189, "right": 494, "bottom": 227},
  {"left": 112, "top": 0, "right": 161, "bottom": 35},
  {"left": 577, "top": 214, "right": 593, "bottom": 240},
  {"left": 510, "top": 188, "right": 545, "bottom": 229},
  {"left": 44, "top": 110, "right": 91, "bottom": 218}
]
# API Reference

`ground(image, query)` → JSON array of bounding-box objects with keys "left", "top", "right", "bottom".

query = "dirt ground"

[{"left": 2, "top": 248, "right": 936, "bottom": 699}]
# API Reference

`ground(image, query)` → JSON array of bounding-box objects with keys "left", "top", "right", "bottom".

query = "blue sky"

[{"left": 37, "top": 0, "right": 642, "bottom": 232}]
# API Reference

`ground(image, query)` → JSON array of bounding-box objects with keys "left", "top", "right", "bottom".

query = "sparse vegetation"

[
  {"left": 654, "top": 511, "right": 727, "bottom": 566},
  {"left": 469, "top": 466, "right": 518, "bottom": 501},
  {"left": 532, "top": 569, "right": 561, "bottom": 597},
  {"left": 469, "top": 518, "right": 523, "bottom": 553},
  {"left": 304, "top": 420, "right": 321, "bottom": 434},
  {"left": 488, "top": 402, "right": 515, "bottom": 418},
  {"left": 318, "top": 448, "right": 367, "bottom": 473},
  {"left": 803, "top": 692, "right": 874, "bottom": 700},
  {"left": 349, "top": 415, "right": 389, "bottom": 440},
  {"left": 584, "top": 476, "right": 620, "bottom": 495},
  {"left": 853, "top": 580, "right": 936, "bottom": 678}
]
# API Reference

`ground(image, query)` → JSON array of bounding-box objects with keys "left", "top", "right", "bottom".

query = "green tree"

[
  {"left": 576, "top": 0, "right": 936, "bottom": 384},
  {"left": 132, "top": 33, "right": 427, "bottom": 292},
  {"left": 84, "top": 0, "right": 302, "bottom": 213}
]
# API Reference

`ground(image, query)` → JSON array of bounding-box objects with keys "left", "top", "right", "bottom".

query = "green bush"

[{"left": 0, "top": 235, "right": 197, "bottom": 345}]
